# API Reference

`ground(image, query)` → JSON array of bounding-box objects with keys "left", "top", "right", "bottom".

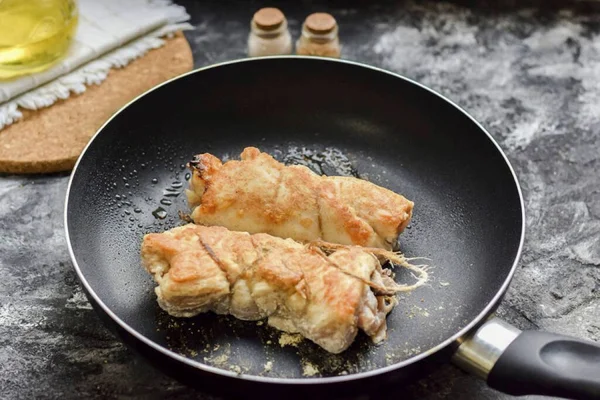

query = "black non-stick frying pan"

[{"left": 65, "top": 57, "right": 600, "bottom": 399}]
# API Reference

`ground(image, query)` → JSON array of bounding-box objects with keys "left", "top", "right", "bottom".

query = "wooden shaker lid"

[
  {"left": 305, "top": 12, "right": 337, "bottom": 34},
  {"left": 253, "top": 7, "right": 285, "bottom": 30}
]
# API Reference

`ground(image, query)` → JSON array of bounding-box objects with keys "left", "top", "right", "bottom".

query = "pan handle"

[{"left": 452, "top": 317, "right": 600, "bottom": 400}]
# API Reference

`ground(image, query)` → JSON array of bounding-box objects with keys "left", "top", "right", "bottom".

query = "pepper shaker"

[
  {"left": 247, "top": 7, "right": 292, "bottom": 57},
  {"left": 296, "top": 12, "right": 341, "bottom": 58}
]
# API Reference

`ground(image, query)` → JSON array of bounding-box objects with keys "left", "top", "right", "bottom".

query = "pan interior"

[{"left": 66, "top": 58, "right": 523, "bottom": 379}]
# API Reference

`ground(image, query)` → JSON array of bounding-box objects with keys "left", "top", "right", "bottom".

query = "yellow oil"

[{"left": 0, "top": 0, "right": 78, "bottom": 80}]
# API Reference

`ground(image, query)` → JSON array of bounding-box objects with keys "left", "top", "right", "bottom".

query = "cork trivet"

[{"left": 0, "top": 32, "right": 193, "bottom": 174}]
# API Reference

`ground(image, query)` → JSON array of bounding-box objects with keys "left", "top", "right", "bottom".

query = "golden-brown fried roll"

[
  {"left": 186, "top": 147, "right": 413, "bottom": 250},
  {"left": 141, "top": 224, "right": 426, "bottom": 353}
]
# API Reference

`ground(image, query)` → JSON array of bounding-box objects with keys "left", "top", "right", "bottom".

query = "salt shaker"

[
  {"left": 296, "top": 13, "right": 341, "bottom": 58},
  {"left": 247, "top": 7, "right": 292, "bottom": 57}
]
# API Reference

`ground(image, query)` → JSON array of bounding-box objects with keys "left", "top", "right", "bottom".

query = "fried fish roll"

[
  {"left": 186, "top": 147, "right": 413, "bottom": 250},
  {"left": 141, "top": 224, "right": 426, "bottom": 353}
]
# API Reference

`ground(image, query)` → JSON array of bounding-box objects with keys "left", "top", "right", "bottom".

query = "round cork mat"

[{"left": 0, "top": 32, "right": 193, "bottom": 174}]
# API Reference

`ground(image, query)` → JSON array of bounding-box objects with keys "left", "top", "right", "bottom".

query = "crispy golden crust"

[
  {"left": 141, "top": 224, "right": 404, "bottom": 353},
  {"left": 186, "top": 147, "right": 414, "bottom": 250}
]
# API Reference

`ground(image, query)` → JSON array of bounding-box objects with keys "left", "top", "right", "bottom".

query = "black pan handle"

[{"left": 452, "top": 317, "right": 600, "bottom": 400}]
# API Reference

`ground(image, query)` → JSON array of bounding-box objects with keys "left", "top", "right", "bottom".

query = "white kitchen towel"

[{"left": 0, "top": 0, "right": 193, "bottom": 130}]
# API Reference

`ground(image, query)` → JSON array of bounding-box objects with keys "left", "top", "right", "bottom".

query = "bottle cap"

[
  {"left": 305, "top": 12, "right": 337, "bottom": 34},
  {"left": 253, "top": 7, "right": 285, "bottom": 31}
]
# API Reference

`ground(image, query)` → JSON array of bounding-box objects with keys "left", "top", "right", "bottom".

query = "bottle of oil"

[{"left": 0, "top": 0, "right": 78, "bottom": 80}]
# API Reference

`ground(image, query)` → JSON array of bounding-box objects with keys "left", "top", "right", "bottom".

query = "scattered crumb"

[
  {"left": 302, "top": 362, "right": 319, "bottom": 377},
  {"left": 264, "top": 361, "right": 273, "bottom": 373},
  {"left": 403, "top": 346, "right": 422, "bottom": 357},
  {"left": 202, "top": 344, "right": 231, "bottom": 367},
  {"left": 279, "top": 333, "right": 303, "bottom": 347},
  {"left": 439, "top": 281, "right": 450, "bottom": 286},
  {"left": 266, "top": 340, "right": 272, "bottom": 345},
  {"left": 411, "top": 305, "right": 430, "bottom": 317},
  {"left": 229, "top": 365, "right": 242, "bottom": 374},
  {"left": 256, "top": 320, "right": 264, "bottom": 326},
  {"left": 203, "top": 353, "right": 229, "bottom": 366}
]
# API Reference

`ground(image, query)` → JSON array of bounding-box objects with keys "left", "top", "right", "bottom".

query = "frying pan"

[{"left": 65, "top": 57, "right": 600, "bottom": 399}]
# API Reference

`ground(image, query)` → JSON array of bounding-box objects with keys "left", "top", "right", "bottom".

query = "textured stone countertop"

[{"left": 1, "top": 1, "right": 599, "bottom": 399}]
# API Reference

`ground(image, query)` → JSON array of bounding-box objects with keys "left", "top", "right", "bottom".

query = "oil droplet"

[
  {"left": 283, "top": 147, "right": 359, "bottom": 177},
  {"left": 134, "top": 208, "right": 142, "bottom": 213},
  {"left": 162, "top": 188, "right": 180, "bottom": 197},
  {"left": 180, "top": 164, "right": 186, "bottom": 170},
  {"left": 171, "top": 181, "right": 183, "bottom": 189},
  {"left": 160, "top": 199, "right": 172, "bottom": 206},
  {"left": 115, "top": 194, "right": 121, "bottom": 200},
  {"left": 185, "top": 173, "right": 191, "bottom": 180},
  {"left": 152, "top": 207, "right": 167, "bottom": 219},
  {"left": 152, "top": 178, "right": 158, "bottom": 184},
  {"left": 124, "top": 210, "right": 131, "bottom": 215},
  {"left": 125, "top": 183, "right": 130, "bottom": 188}
]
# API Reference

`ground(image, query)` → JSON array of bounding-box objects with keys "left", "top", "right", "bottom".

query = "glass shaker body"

[
  {"left": 296, "top": 13, "right": 340, "bottom": 58},
  {"left": 248, "top": 8, "right": 292, "bottom": 57}
]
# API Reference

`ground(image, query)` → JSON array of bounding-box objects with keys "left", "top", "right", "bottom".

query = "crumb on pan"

[
  {"left": 279, "top": 333, "right": 304, "bottom": 347},
  {"left": 264, "top": 361, "right": 273, "bottom": 373},
  {"left": 302, "top": 362, "right": 320, "bottom": 377}
]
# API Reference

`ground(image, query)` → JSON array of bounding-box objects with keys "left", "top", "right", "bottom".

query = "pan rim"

[{"left": 64, "top": 55, "right": 526, "bottom": 385}]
